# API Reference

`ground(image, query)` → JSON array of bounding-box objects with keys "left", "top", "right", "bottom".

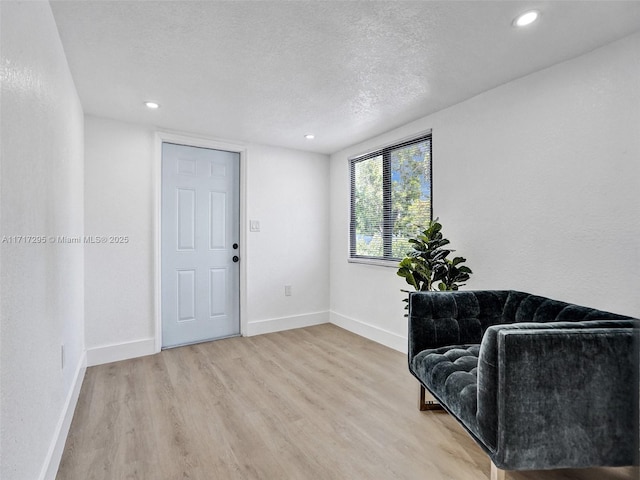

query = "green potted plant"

[{"left": 397, "top": 218, "right": 472, "bottom": 311}]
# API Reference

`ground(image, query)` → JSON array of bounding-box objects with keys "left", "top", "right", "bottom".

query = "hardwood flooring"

[{"left": 57, "top": 324, "right": 637, "bottom": 480}]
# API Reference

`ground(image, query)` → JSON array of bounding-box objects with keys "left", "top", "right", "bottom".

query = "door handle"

[{"left": 232, "top": 256, "right": 239, "bottom": 263}]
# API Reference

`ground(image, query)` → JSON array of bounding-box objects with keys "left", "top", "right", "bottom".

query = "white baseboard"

[
  {"left": 330, "top": 311, "right": 408, "bottom": 354},
  {"left": 39, "top": 351, "right": 87, "bottom": 480},
  {"left": 246, "top": 311, "right": 329, "bottom": 336},
  {"left": 87, "top": 337, "right": 156, "bottom": 367}
]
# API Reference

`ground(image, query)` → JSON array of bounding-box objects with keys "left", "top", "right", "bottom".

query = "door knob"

[
  {"left": 232, "top": 256, "right": 239, "bottom": 263},
  {"left": 233, "top": 243, "right": 238, "bottom": 249}
]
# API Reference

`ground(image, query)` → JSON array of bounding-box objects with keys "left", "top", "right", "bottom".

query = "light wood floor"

[{"left": 57, "top": 324, "right": 637, "bottom": 480}]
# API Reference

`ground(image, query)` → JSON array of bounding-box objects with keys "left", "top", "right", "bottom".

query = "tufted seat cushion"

[{"left": 411, "top": 344, "right": 482, "bottom": 441}]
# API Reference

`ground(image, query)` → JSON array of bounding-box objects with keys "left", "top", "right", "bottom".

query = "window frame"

[{"left": 348, "top": 131, "right": 432, "bottom": 266}]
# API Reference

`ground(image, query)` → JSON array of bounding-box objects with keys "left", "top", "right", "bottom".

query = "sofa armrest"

[
  {"left": 477, "top": 321, "right": 638, "bottom": 470},
  {"left": 408, "top": 291, "right": 507, "bottom": 361}
]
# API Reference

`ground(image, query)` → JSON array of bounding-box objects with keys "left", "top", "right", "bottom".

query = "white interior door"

[{"left": 161, "top": 142, "right": 240, "bottom": 348}]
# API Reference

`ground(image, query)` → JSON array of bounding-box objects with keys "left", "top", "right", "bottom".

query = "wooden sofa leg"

[
  {"left": 418, "top": 384, "right": 444, "bottom": 411},
  {"left": 490, "top": 461, "right": 506, "bottom": 480}
]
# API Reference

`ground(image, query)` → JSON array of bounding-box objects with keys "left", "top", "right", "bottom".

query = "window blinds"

[{"left": 349, "top": 133, "right": 432, "bottom": 262}]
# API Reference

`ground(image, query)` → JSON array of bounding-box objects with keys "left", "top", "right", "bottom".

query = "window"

[{"left": 349, "top": 132, "right": 432, "bottom": 263}]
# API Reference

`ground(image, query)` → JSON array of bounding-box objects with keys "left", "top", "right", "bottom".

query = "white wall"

[
  {"left": 330, "top": 32, "right": 640, "bottom": 352},
  {"left": 245, "top": 144, "right": 330, "bottom": 334},
  {"left": 83, "top": 117, "right": 330, "bottom": 361},
  {"left": 84, "top": 116, "right": 156, "bottom": 364},
  {"left": 0, "top": 2, "right": 85, "bottom": 479}
]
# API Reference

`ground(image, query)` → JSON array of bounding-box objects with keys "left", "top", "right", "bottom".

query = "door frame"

[{"left": 153, "top": 131, "right": 247, "bottom": 353}]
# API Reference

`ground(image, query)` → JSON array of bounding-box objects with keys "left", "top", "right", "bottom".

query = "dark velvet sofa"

[{"left": 408, "top": 290, "right": 638, "bottom": 479}]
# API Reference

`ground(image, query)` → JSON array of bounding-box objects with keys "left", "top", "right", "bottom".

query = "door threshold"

[{"left": 161, "top": 333, "right": 242, "bottom": 350}]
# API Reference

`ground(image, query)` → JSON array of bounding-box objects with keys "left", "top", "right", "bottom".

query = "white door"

[{"left": 161, "top": 142, "right": 240, "bottom": 348}]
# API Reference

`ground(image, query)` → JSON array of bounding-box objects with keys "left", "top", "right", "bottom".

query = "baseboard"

[
  {"left": 86, "top": 337, "right": 156, "bottom": 367},
  {"left": 330, "top": 311, "right": 408, "bottom": 354},
  {"left": 39, "top": 351, "right": 87, "bottom": 480},
  {"left": 246, "top": 311, "right": 329, "bottom": 336}
]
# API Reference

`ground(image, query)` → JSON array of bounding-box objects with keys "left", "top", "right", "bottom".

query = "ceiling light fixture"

[
  {"left": 304, "top": 134, "right": 315, "bottom": 140},
  {"left": 513, "top": 10, "right": 539, "bottom": 27},
  {"left": 145, "top": 101, "right": 160, "bottom": 109}
]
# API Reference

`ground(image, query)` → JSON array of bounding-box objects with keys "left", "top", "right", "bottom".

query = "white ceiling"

[{"left": 50, "top": 1, "right": 640, "bottom": 155}]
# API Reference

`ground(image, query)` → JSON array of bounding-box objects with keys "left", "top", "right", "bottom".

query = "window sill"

[{"left": 348, "top": 257, "right": 400, "bottom": 268}]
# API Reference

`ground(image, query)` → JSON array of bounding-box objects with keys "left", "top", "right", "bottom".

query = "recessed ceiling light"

[
  {"left": 513, "top": 10, "right": 539, "bottom": 27},
  {"left": 145, "top": 101, "right": 160, "bottom": 109},
  {"left": 304, "top": 134, "right": 315, "bottom": 140}
]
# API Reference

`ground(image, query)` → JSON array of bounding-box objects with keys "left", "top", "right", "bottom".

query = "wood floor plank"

[{"left": 56, "top": 324, "right": 637, "bottom": 480}]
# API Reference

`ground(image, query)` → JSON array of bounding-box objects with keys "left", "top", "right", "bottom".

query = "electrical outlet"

[
  {"left": 285, "top": 285, "right": 292, "bottom": 296},
  {"left": 250, "top": 220, "right": 260, "bottom": 232}
]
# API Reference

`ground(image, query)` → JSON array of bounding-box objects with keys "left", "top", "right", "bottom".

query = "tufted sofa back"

[
  {"left": 408, "top": 290, "right": 634, "bottom": 363},
  {"left": 502, "top": 290, "right": 633, "bottom": 324}
]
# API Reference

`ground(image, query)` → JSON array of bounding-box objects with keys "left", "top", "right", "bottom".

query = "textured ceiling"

[{"left": 50, "top": 1, "right": 640, "bottom": 154}]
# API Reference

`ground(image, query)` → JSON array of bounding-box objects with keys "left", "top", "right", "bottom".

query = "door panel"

[
  {"left": 209, "top": 268, "right": 226, "bottom": 316},
  {"left": 177, "top": 188, "right": 196, "bottom": 250},
  {"left": 177, "top": 270, "right": 196, "bottom": 321},
  {"left": 209, "top": 192, "right": 226, "bottom": 249},
  {"left": 162, "top": 142, "right": 240, "bottom": 348}
]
